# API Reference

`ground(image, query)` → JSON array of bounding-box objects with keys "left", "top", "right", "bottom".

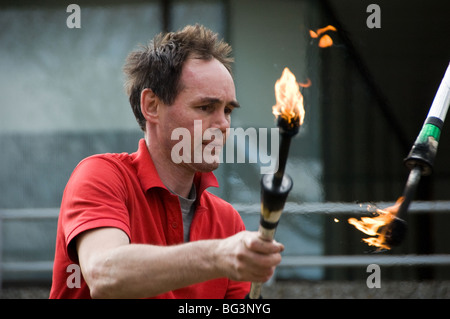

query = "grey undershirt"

[{"left": 167, "top": 184, "right": 197, "bottom": 242}]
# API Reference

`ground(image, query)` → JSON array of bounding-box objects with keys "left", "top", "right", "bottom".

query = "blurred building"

[{"left": 1, "top": 0, "right": 449, "bottom": 291}]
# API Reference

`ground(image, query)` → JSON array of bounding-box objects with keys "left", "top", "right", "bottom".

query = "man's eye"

[
  {"left": 224, "top": 107, "right": 233, "bottom": 115},
  {"left": 200, "top": 105, "right": 212, "bottom": 112}
]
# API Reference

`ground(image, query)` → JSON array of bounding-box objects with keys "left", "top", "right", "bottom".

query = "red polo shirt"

[{"left": 50, "top": 139, "right": 250, "bottom": 299}]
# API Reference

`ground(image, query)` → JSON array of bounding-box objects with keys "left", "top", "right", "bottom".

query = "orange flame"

[
  {"left": 315, "top": 25, "right": 337, "bottom": 36},
  {"left": 347, "top": 197, "right": 404, "bottom": 250},
  {"left": 309, "top": 25, "right": 337, "bottom": 48},
  {"left": 309, "top": 30, "right": 319, "bottom": 39},
  {"left": 272, "top": 67, "right": 306, "bottom": 128},
  {"left": 318, "top": 35, "right": 333, "bottom": 48},
  {"left": 299, "top": 78, "right": 312, "bottom": 88}
]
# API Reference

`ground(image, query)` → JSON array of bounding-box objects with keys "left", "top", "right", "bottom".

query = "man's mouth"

[{"left": 202, "top": 139, "right": 224, "bottom": 148}]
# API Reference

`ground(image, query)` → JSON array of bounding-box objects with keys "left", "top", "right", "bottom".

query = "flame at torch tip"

[
  {"left": 272, "top": 67, "right": 306, "bottom": 129},
  {"left": 347, "top": 197, "right": 404, "bottom": 250}
]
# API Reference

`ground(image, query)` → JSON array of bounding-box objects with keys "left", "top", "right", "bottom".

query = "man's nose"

[{"left": 211, "top": 108, "right": 230, "bottom": 133}]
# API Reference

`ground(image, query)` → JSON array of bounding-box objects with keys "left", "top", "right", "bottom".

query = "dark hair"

[{"left": 123, "top": 24, "right": 233, "bottom": 131}]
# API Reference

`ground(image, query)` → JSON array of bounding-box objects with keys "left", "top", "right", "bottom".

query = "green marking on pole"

[{"left": 417, "top": 123, "right": 441, "bottom": 143}]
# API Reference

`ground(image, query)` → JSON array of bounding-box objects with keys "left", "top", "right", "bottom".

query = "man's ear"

[{"left": 140, "top": 88, "right": 160, "bottom": 123}]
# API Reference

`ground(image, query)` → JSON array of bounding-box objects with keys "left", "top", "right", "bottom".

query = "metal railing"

[
  {"left": 236, "top": 200, "right": 450, "bottom": 269},
  {"left": 0, "top": 208, "right": 59, "bottom": 290},
  {"left": 1, "top": 201, "right": 450, "bottom": 290}
]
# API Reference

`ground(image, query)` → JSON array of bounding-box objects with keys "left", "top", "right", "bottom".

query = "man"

[{"left": 50, "top": 24, "right": 283, "bottom": 299}]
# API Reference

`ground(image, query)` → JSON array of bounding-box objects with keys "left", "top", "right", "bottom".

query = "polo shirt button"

[{"left": 171, "top": 222, "right": 178, "bottom": 229}]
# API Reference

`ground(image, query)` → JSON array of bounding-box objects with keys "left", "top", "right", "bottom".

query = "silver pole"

[{"left": 427, "top": 62, "right": 450, "bottom": 121}]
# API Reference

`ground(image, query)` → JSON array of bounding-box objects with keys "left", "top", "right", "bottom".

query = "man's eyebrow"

[
  {"left": 195, "top": 97, "right": 241, "bottom": 108},
  {"left": 229, "top": 100, "right": 241, "bottom": 109}
]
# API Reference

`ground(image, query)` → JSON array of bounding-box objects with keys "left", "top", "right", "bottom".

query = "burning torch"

[
  {"left": 247, "top": 68, "right": 306, "bottom": 299},
  {"left": 385, "top": 62, "right": 450, "bottom": 247}
]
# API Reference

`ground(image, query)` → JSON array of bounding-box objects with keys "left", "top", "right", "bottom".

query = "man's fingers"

[
  {"left": 218, "top": 231, "right": 284, "bottom": 282},
  {"left": 244, "top": 235, "right": 284, "bottom": 254}
]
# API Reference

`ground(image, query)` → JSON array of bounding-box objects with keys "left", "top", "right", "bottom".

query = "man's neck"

[{"left": 145, "top": 137, "right": 195, "bottom": 198}]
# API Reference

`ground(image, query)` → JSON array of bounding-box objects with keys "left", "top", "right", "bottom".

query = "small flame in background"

[
  {"left": 347, "top": 197, "right": 404, "bottom": 250},
  {"left": 272, "top": 67, "right": 308, "bottom": 128},
  {"left": 309, "top": 25, "right": 337, "bottom": 48}
]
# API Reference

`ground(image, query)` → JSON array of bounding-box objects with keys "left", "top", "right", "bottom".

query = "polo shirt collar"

[{"left": 132, "top": 138, "right": 219, "bottom": 196}]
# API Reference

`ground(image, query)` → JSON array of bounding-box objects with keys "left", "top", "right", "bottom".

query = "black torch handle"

[
  {"left": 247, "top": 173, "right": 293, "bottom": 299},
  {"left": 396, "top": 166, "right": 422, "bottom": 220},
  {"left": 273, "top": 134, "right": 292, "bottom": 189},
  {"left": 400, "top": 62, "right": 450, "bottom": 211},
  {"left": 385, "top": 64, "right": 450, "bottom": 247}
]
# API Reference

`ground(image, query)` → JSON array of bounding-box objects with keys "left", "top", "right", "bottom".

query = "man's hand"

[{"left": 215, "top": 230, "right": 284, "bottom": 283}]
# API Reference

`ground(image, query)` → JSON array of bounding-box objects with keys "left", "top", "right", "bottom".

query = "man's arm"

[{"left": 76, "top": 227, "right": 284, "bottom": 299}]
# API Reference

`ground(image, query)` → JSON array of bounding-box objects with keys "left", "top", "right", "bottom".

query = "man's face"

[{"left": 158, "top": 57, "right": 239, "bottom": 172}]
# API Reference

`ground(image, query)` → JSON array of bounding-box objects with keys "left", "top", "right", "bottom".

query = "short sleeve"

[{"left": 60, "top": 155, "right": 131, "bottom": 262}]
